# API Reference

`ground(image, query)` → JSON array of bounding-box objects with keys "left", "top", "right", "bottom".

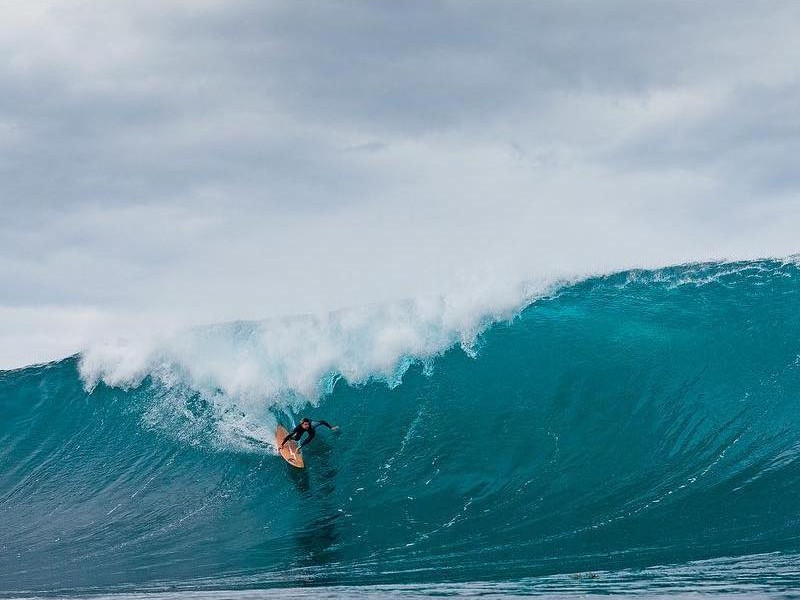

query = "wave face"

[{"left": 2, "top": 259, "right": 800, "bottom": 594}]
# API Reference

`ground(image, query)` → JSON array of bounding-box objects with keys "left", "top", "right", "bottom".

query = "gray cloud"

[
  {"left": 609, "top": 80, "right": 800, "bottom": 193},
  {"left": 1, "top": 0, "right": 799, "bottom": 367}
]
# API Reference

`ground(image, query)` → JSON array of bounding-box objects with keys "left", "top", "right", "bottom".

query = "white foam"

[{"left": 78, "top": 278, "right": 552, "bottom": 411}]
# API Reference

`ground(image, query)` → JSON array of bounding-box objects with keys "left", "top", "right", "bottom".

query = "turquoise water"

[{"left": 2, "top": 259, "right": 799, "bottom": 596}]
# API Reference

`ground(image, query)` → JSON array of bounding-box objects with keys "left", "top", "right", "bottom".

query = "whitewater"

[{"left": 2, "top": 258, "right": 800, "bottom": 598}]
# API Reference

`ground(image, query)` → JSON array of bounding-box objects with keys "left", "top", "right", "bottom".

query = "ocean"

[{"left": 2, "top": 259, "right": 799, "bottom": 598}]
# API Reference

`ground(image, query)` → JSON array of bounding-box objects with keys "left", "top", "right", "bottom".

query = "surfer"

[{"left": 280, "top": 418, "right": 338, "bottom": 450}]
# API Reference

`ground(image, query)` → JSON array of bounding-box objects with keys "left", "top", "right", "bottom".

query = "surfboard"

[{"left": 275, "top": 425, "right": 304, "bottom": 468}]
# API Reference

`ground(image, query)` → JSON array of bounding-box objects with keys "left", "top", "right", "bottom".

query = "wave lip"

[
  {"left": 78, "top": 257, "right": 796, "bottom": 408},
  {"left": 78, "top": 278, "right": 548, "bottom": 406}
]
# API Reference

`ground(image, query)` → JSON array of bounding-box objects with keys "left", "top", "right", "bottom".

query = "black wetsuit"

[{"left": 281, "top": 420, "right": 333, "bottom": 449}]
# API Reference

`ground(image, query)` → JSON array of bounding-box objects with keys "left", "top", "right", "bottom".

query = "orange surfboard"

[{"left": 276, "top": 425, "right": 304, "bottom": 468}]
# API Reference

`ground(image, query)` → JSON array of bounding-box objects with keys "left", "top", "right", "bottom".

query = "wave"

[{"left": 2, "top": 258, "right": 800, "bottom": 594}]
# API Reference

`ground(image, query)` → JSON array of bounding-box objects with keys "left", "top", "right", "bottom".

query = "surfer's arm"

[{"left": 315, "top": 420, "right": 335, "bottom": 429}]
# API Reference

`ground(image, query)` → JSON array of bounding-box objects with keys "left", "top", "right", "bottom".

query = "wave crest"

[{"left": 78, "top": 281, "right": 544, "bottom": 408}]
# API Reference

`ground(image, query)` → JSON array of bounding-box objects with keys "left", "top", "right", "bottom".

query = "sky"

[{"left": 2, "top": 0, "right": 800, "bottom": 369}]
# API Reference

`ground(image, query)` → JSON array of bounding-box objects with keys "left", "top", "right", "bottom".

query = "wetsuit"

[{"left": 281, "top": 420, "right": 333, "bottom": 449}]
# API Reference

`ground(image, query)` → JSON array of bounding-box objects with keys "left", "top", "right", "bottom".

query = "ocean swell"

[{"left": 2, "top": 259, "right": 799, "bottom": 594}]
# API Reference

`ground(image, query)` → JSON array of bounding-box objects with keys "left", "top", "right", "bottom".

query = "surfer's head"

[{"left": 300, "top": 418, "right": 311, "bottom": 429}]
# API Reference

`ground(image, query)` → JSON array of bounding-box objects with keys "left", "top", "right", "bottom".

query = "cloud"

[{"left": 1, "top": 0, "right": 799, "bottom": 368}]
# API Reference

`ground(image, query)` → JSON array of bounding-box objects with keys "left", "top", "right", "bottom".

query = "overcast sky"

[{"left": 2, "top": 0, "right": 800, "bottom": 368}]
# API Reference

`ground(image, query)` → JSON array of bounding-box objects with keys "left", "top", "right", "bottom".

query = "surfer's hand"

[{"left": 332, "top": 426, "right": 340, "bottom": 431}]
